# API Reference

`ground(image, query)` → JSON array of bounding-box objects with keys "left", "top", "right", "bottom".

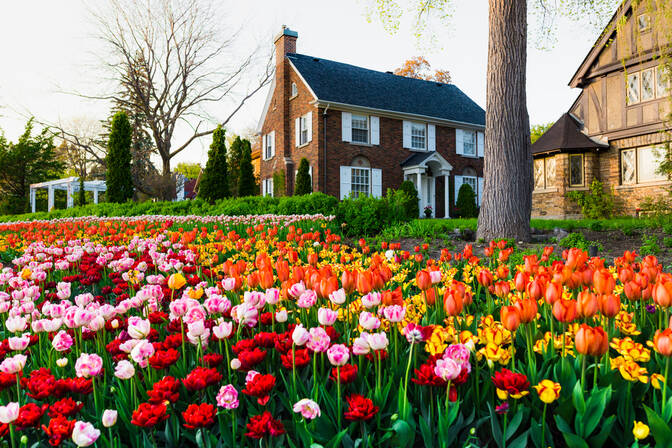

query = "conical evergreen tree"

[
  {"left": 238, "top": 138, "right": 255, "bottom": 197},
  {"left": 198, "top": 125, "right": 229, "bottom": 202},
  {"left": 106, "top": 112, "right": 134, "bottom": 203},
  {"left": 294, "top": 158, "right": 312, "bottom": 195},
  {"left": 78, "top": 176, "right": 86, "bottom": 206},
  {"left": 228, "top": 136, "right": 244, "bottom": 197}
]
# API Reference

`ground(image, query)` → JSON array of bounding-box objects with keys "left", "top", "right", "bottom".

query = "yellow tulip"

[
  {"left": 168, "top": 273, "right": 187, "bottom": 290},
  {"left": 533, "top": 379, "right": 561, "bottom": 404},
  {"left": 20, "top": 268, "right": 32, "bottom": 280},
  {"left": 632, "top": 421, "right": 649, "bottom": 440}
]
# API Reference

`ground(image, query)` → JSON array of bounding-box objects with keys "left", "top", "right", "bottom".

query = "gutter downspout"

[{"left": 323, "top": 104, "right": 330, "bottom": 194}]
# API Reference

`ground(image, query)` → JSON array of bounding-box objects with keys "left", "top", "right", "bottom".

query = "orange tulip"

[
  {"left": 356, "top": 271, "right": 372, "bottom": 295},
  {"left": 575, "top": 324, "right": 609, "bottom": 357},
  {"left": 526, "top": 278, "right": 544, "bottom": 301},
  {"left": 307, "top": 252, "right": 318, "bottom": 266},
  {"left": 500, "top": 306, "right": 521, "bottom": 331},
  {"left": 576, "top": 289, "right": 598, "bottom": 318},
  {"left": 544, "top": 281, "right": 562, "bottom": 305},
  {"left": 514, "top": 272, "right": 529, "bottom": 292},
  {"left": 513, "top": 298, "right": 538, "bottom": 323},
  {"left": 477, "top": 269, "right": 494, "bottom": 288},
  {"left": 593, "top": 269, "right": 615, "bottom": 295},
  {"left": 652, "top": 273, "right": 672, "bottom": 309},
  {"left": 653, "top": 328, "right": 672, "bottom": 357},
  {"left": 494, "top": 281, "right": 511, "bottom": 298},
  {"left": 623, "top": 281, "right": 642, "bottom": 302},
  {"left": 259, "top": 269, "right": 274, "bottom": 290},
  {"left": 598, "top": 293, "right": 620, "bottom": 318},
  {"left": 552, "top": 299, "right": 577, "bottom": 323},
  {"left": 619, "top": 267, "right": 634, "bottom": 284},
  {"left": 443, "top": 289, "right": 464, "bottom": 316},
  {"left": 416, "top": 270, "right": 432, "bottom": 291},
  {"left": 341, "top": 270, "right": 356, "bottom": 294}
]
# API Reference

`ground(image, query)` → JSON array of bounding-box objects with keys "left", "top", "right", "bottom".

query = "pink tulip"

[
  {"left": 292, "top": 325, "right": 310, "bottom": 346},
  {"left": 0, "top": 402, "right": 19, "bottom": 424},
  {"left": 318, "top": 308, "right": 338, "bottom": 326},
  {"left": 297, "top": 290, "right": 317, "bottom": 308},
  {"left": 293, "top": 399, "right": 321, "bottom": 420},
  {"left": 52, "top": 330, "right": 74, "bottom": 352},
  {"left": 307, "top": 327, "right": 330, "bottom": 353},
  {"left": 114, "top": 360, "right": 135, "bottom": 380},
  {"left": 102, "top": 410, "right": 118, "bottom": 427},
  {"left": 329, "top": 288, "right": 346, "bottom": 305},
  {"left": 127, "top": 317, "right": 151, "bottom": 339},
  {"left": 361, "top": 292, "right": 382, "bottom": 309},
  {"left": 75, "top": 353, "right": 103, "bottom": 378},
  {"left": 434, "top": 358, "right": 461, "bottom": 381},
  {"left": 216, "top": 384, "right": 239, "bottom": 409},
  {"left": 327, "top": 344, "right": 350, "bottom": 366},
  {"left": 71, "top": 420, "right": 101, "bottom": 447},
  {"left": 365, "top": 332, "right": 389, "bottom": 351},
  {"left": 383, "top": 305, "right": 406, "bottom": 323},
  {"left": 0, "top": 354, "right": 27, "bottom": 374},
  {"left": 358, "top": 311, "right": 380, "bottom": 330}
]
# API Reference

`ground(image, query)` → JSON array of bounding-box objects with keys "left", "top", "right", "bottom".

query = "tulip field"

[{"left": 0, "top": 214, "right": 672, "bottom": 447}]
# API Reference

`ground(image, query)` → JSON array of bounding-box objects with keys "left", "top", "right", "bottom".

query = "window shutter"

[
  {"left": 270, "top": 131, "right": 276, "bottom": 158},
  {"left": 454, "top": 175, "right": 463, "bottom": 205},
  {"left": 342, "top": 112, "right": 352, "bottom": 142},
  {"left": 262, "top": 135, "right": 267, "bottom": 160},
  {"left": 477, "top": 131, "right": 484, "bottom": 157},
  {"left": 371, "top": 168, "right": 382, "bottom": 198},
  {"left": 370, "top": 116, "right": 380, "bottom": 145},
  {"left": 269, "top": 178, "right": 274, "bottom": 197},
  {"left": 403, "top": 121, "right": 411, "bottom": 148},
  {"left": 261, "top": 179, "right": 266, "bottom": 196},
  {"left": 306, "top": 112, "right": 312, "bottom": 142},
  {"left": 478, "top": 177, "right": 484, "bottom": 206},
  {"left": 340, "top": 166, "right": 351, "bottom": 199},
  {"left": 455, "top": 129, "right": 463, "bottom": 155},
  {"left": 295, "top": 118, "right": 300, "bottom": 147},
  {"left": 427, "top": 124, "right": 436, "bottom": 151}
]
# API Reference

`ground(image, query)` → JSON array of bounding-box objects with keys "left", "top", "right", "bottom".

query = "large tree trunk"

[{"left": 477, "top": 0, "right": 532, "bottom": 242}]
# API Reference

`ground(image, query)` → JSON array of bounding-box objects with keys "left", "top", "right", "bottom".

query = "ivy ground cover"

[{"left": 0, "top": 215, "right": 671, "bottom": 447}]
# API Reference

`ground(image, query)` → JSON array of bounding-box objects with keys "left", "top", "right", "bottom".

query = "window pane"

[
  {"left": 291, "top": 83, "right": 298, "bottom": 96},
  {"left": 621, "top": 150, "right": 636, "bottom": 184},
  {"left": 628, "top": 73, "right": 640, "bottom": 104},
  {"left": 411, "top": 123, "right": 426, "bottom": 150},
  {"left": 534, "top": 159, "right": 545, "bottom": 189},
  {"left": 637, "top": 146, "right": 666, "bottom": 182},
  {"left": 351, "top": 168, "right": 370, "bottom": 197},
  {"left": 463, "top": 131, "right": 476, "bottom": 155},
  {"left": 657, "top": 66, "right": 669, "bottom": 98},
  {"left": 642, "top": 69, "right": 654, "bottom": 101},
  {"left": 545, "top": 157, "right": 555, "bottom": 187},
  {"left": 638, "top": 14, "right": 650, "bottom": 32},
  {"left": 569, "top": 155, "right": 583, "bottom": 186}
]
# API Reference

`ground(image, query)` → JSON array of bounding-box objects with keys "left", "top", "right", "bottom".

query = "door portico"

[{"left": 401, "top": 152, "right": 453, "bottom": 218}]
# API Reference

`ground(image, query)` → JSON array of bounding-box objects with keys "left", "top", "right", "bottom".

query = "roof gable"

[
  {"left": 531, "top": 113, "right": 608, "bottom": 155},
  {"left": 287, "top": 53, "right": 485, "bottom": 126}
]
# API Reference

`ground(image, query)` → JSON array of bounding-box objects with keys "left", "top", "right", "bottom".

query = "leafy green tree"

[
  {"left": 198, "top": 126, "right": 229, "bottom": 202},
  {"left": 530, "top": 122, "right": 554, "bottom": 144},
  {"left": 0, "top": 119, "right": 64, "bottom": 214},
  {"left": 294, "top": 158, "right": 312, "bottom": 195},
  {"left": 456, "top": 183, "right": 478, "bottom": 218},
  {"left": 175, "top": 162, "right": 202, "bottom": 179},
  {"left": 228, "top": 136, "right": 245, "bottom": 197},
  {"left": 238, "top": 138, "right": 255, "bottom": 197},
  {"left": 106, "top": 112, "right": 134, "bottom": 203}
]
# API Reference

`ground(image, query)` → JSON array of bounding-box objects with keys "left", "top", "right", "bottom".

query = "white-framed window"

[
  {"left": 628, "top": 72, "right": 641, "bottom": 104},
  {"left": 641, "top": 68, "right": 655, "bottom": 101},
  {"left": 463, "top": 130, "right": 476, "bottom": 156},
  {"left": 462, "top": 175, "right": 477, "bottom": 194},
  {"left": 533, "top": 156, "right": 556, "bottom": 190},
  {"left": 351, "top": 168, "right": 370, "bottom": 197},
  {"left": 657, "top": 66, "right": 670, "bottom": 98},
  {"left": 263, "top": 131, "right": 275, "bottom": 160},
  {"left": 410, "top": 122, "right": 426, "bottom": 150},
  {"left": 262, "top": 178, "right": 274, "bottom": 197},
  {"left": 621, "top": 146, "right": 667, "bottom": 185},
  {"left": 638, "top": 14, "right": 651, "bottom": 32},
  {"left": 569, "top": 154, "right": 584, "bottom": 187},
  {"left": 291, "top": 82, "right": 298, "bottom": 97},
  {"left": 351, "top": 114, "right": 369, "bottom": 144},
  {"left": 299, "top": 116, "right": 309, "bottom": 145}
]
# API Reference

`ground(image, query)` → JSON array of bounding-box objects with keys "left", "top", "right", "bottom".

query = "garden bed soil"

[{"left": 389, "top": 228, "right": 672, "bottom": 267}]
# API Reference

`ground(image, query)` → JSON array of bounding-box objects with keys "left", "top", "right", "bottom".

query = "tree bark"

[{"left": 477, "top": 0, "right": 532, "bottom": 242}]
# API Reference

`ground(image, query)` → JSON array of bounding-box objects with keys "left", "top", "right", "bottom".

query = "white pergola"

[{"left": 29, "top": 177, "right": 107, "bottom": 213}]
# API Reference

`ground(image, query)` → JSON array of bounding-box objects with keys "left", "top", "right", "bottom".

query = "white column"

[
  {"left": 416, "top": 171, "right": 422, "bottom": 218},
  {"left": 93, "top": 190, "right": 99, "bottom": 204},
  {"left": 431, "top": 176, "right": 436, "bottom": 217},
  {"left": 47, "top": 186, "right": 54, "bottom": 211},
  {"left": 66, "top": 183, "right": 74, "bottom": 208},
  {"left": 30, "top": 188, "right": 36, "bottom": 213},
  {"left": 444, "top": 174, "right": 450, "bottom": 219}
]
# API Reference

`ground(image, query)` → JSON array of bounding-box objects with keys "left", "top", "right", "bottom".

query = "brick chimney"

[{"left": 273, "top": 26, "right": 298, "bottom": 194}]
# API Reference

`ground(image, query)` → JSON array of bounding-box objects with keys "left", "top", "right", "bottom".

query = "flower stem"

[
  {"left": 337, "top": 367, "right": 342, "bottom": 430},
  {"left": 540, "top": 403, "right": 547, "bottom": 448},
  {"left": 663, "top": 355, "right": 670, "bottom": 413}
]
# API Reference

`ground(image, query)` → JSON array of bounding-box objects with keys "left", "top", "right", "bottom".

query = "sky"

[{"left": 0, "top": 0, "right": 613, "bottom": 167}]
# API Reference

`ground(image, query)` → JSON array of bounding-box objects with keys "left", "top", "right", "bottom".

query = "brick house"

[
  {"left": 256, "top": 27, "right": 485, "bottom": 218},
  {"left": 532, "top": 0, "right": 670, "bottom": 219}
]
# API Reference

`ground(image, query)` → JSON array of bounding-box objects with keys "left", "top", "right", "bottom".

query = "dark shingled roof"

[
  {"left": 288, "top": 53, "right": 485, "bottom": 126},
  {"left": 400, "top": 152, "right": 434, "bottom": 167},
  {"left": 531, "top": 113, "right": 608, "bottom": 155}
]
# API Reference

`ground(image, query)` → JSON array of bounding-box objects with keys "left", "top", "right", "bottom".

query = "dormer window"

[
  {"left": 410, "top": 122, "right": 426, "bottom": 150},
  {"left": 291, "top": 82, "right": 298, "bottom": 97}
]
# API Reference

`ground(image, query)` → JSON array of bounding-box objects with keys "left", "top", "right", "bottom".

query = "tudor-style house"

[
  {"left": 532, "top": 0, "right": 671, "bottom": 219},
  {"left": 256, "top": 26, "right": 486, "bottom": 218}
]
